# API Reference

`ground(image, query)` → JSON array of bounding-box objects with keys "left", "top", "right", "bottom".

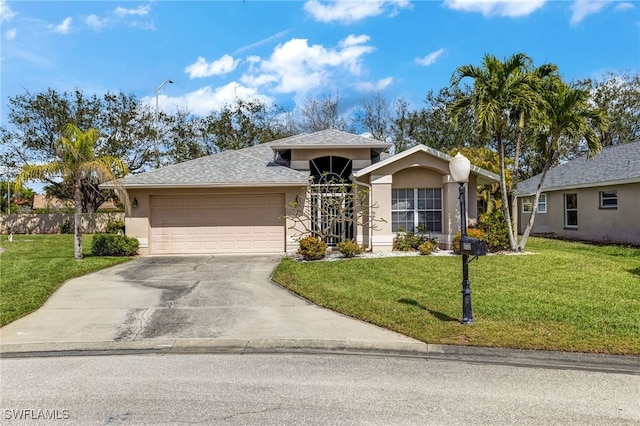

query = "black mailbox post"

[{"left": 460, "top": 236, "right": 487, "bottom": 257}]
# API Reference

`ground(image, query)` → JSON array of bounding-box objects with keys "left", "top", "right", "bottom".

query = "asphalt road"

[{"left": 1, "top": 353, "right": 638, "bottom": 425}]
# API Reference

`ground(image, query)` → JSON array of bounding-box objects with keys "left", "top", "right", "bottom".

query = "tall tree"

[
  {"left": 297, "top": 93, "right": 347, "bottom": 133},
  {"left": 580, "top": 71, "right": 640, "bottom": 147},
  {"left": 199, "top": 98, "right": 293, "bottom": 153},
  {"left": 520, "top": 82, "right": 608, "bottom": 249},
  {"left": 449, "top": 52, "right": 556, "bottom": 251},
  {"left": 16, "top": 124, "right": 129, "bottom": 259},
  {"left": 1, "top": 88, "right": 155, "bottom": 211},
  {"left": 356, "top": 91, "right": 393, "bottom": 141}
]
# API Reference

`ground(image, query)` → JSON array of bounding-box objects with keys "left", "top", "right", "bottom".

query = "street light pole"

[
  {"left": 449, "top": 152, "right": 473, "bottom": 325},
  {"left": 458, "top": 181, "right": 473, "bottom": 324},
  {"left": 155, "top": 79, "right": 173, "bottom": 168}
]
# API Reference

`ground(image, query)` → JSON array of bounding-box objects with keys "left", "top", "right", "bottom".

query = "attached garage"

[{"left": 149, "top": 193, "right": 285, "bottom": 255}]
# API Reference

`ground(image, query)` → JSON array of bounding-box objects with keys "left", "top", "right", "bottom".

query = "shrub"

[
  {"left": 418, "top": 240, "right": 437, "bottom": 256},
  {"left": 91, "top": 233, "right": 139, "bottom": 257},
  {"left": 297, "top": 236, "right": 328, "bottom": 261},
  {"left": 337, "top": 239, "right": 363, "bottom": 258},
  {"left": 105, "top": 220, "right": 126, "bottom": 235},
  {"left": 477, "top": 210, "right": 510, "bottom": 252},
  {"left": 452, "top": 228, "right": 486, "bottom": 254},
  {"left": 59, "top": 220, "right": 72, "bottom": 234},
  {"left": 393, "top": 230, "right": 439, "bottom": 252}
]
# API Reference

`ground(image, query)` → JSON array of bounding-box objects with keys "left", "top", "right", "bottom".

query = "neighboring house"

[
  {"left": 517, "top": 141, "right": 640, "bottom": 246},
  {"left": 32, "top": 194, "right": 72, "bottom": 210},
  {"left": 115, "top": 129, "right": 499, "bottom": 255}
]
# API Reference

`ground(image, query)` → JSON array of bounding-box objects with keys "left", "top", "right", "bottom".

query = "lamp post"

[
  {"left": 155, "top": 79, "right": 173, "bottom": 168},
  {"left": 449, "top": 152, "right": 473, "bottom": 325}
]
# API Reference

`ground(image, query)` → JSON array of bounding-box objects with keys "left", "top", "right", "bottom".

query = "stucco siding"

[{"left": 519, "top": 182, "right": 640, "bottom": 245}]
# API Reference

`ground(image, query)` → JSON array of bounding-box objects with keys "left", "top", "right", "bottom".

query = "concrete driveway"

[{"left": 0, "top": 256, "right": 424, "bottom": 354}]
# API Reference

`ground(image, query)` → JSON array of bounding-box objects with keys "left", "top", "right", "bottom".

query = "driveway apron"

[{"left": 0, "top": 256, "right": 421, "bottom": 350}]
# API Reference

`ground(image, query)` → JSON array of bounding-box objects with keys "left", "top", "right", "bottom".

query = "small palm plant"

[{"left": 16, "top": 123, "right": 129, "bottom": 259}]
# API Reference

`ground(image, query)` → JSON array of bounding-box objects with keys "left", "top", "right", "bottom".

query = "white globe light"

[{"left": 449, "top": 152, "right": 471, "bottom": 183}]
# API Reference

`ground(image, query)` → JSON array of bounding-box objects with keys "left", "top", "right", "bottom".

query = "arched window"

[
  {"left": 309, "top": 156, "right": 353, "bottom": 245},
  {"left": 310, "top": 156, "right": 352, "bottom": 184}
]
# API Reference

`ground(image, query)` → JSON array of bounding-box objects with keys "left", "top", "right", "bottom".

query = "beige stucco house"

[
  {"left": 518, "top": 141, "right": 640, "bottom": 246},
  {"left": 116, "top": 130, "right": 499, "bottom": 255}
]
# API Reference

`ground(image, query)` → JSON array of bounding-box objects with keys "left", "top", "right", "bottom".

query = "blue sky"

[{"left": 1, "top": 0, "right": 639, "bottom": 121}]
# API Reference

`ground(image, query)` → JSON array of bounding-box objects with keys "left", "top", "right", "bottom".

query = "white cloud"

[
  {"left": 354, "top": 77, "right": 394, "bottom": 92},
  {"left": 304, "top": 0, "right": 410, "bottom": 23},
  {"left": 444, "top": 0, "right": 546, "bottom": 17},
  {"left": 149, "top": 83, "right": 274, "bottom": 116},
  {"left": 185, "top": 55, "right": 240, "bottom": 79},
  {"left": 615, "top": 2, "right": 634, "bottom": 11},
  {"left": 0, "top": 0, "right": 15, "bottom": 22},
  {"left": 242, "top": 35, "right": 375, "bottom": 95},
  {"left": 49, "top": 17, "right": 73, "bottom": 34},
  {"left": 86, "top": 14, "right": 108, "bottom": 30},
  {"left": 570, "top": 0, "right": 613, "bottom": 25},
  {"left": 114, "top": 5, "right": 150, "bottom": 18},
  {"left": 5, "top": 28, "right": 16, "bottom": 40},
  {"left": 415, "top": 48, "right": 446, "bottom": 66}
]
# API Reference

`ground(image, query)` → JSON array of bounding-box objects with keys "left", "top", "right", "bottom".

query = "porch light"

[{"left": 449, "top": 152, "right": 473, "bottom": 325}]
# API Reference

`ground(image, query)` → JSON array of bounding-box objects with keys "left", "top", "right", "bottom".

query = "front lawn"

[
  {"left": 272, "top": 237, "right": 640, "bottom": 355},
  {"left": 0, "top": 234, "right": 133, "bottom": 326}
]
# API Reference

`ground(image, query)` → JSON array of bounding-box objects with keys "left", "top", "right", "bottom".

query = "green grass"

[
  {"left": 273, "top": 237, "right": 640, "bottom": 355},
  {"left": 0, "top": 234, "right": 133, "bottom": 326}
]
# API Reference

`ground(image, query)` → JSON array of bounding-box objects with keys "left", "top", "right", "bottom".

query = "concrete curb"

[{"left": 2, "top": 339, "right": 638, "bottom": 375}]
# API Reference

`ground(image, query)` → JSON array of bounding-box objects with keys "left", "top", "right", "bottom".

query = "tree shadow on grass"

[
  {"left": 398, "top": 298, "right": 458, "bottom": 322},
  {"left": 627, "top": 267, "right": 640, "bottom": 277}
]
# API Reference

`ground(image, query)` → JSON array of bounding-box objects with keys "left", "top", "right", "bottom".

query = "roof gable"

[
  {"left": 518, "top": 141, "right": 640, "bottom": 195},
  {"left": 353, "top": 145, "right": 499, "bottom": 184}
]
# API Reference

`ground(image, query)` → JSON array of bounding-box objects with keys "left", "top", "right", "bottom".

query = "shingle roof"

[
  {"left": 270, "top": 129, "right": 391, "bottom": 150},
  {"left": 115, "top": 130, "right": 394, "bottom": 188},
  {"left": 518, "top": 141, "right": 640, "bottom": 196},
  {"left": 116, "top": 141, "right": 309, "bottom": 188}
]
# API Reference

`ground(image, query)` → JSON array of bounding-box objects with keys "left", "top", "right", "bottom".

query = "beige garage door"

[{"left": 150, "top": 194, "right": 285, "bottom": 254}]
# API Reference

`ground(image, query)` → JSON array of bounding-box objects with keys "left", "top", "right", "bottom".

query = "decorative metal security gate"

[{"left": 309, "top": 156, "right": 353, "bottom": 246}]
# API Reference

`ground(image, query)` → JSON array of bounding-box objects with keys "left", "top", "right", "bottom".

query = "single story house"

[
  {"left": 115, "top": 129, "right": 499, "bottom": 255},
  {"left": 517, "top": 141, "right": 640, "bottom": 246}
]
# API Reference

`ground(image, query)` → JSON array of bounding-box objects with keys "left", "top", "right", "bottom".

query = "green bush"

[
  {"left": 393, "top": 230, "right": 438, "bottom": 252},
  {"left": 59, "top": 220, "right": 72, "bottom": 234},
  {"left": 418, "top": 241, "right": 437, "bottom": 255},
  {"left": 477, "top": 210, "right": 510, "bottom": 252},
  {"left": 337, "top": 239, "right": 363, "bottom": 258},
  {"left": 105, "top": 220, "right": 126, "bottom": 234},
  {"left": 91, "top": 233, "right": 139, "bottom": 257},
  {"left": 297, "top": 236, "right": 328, "bottom": 261},
  {"left": 452, "top": 228, "right": 487, "bottom": 254}
]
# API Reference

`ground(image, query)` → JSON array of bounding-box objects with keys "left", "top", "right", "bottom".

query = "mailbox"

[{"left": 460, "top": 236, "right": 487, "bottom": 257}]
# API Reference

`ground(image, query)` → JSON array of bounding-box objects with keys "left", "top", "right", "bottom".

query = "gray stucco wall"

[{"left": 519, "top": 182, "right": 640, "bottom": 246}]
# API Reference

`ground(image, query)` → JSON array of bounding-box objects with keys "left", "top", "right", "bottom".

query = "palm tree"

[
  {"left": 519, "top": 82, "right": 609, "bottom": 248},
  {"left": 449, "top": 52, "right": 558, "bottom": 251},
  {"left": 16, "top": 124, "right": 129, "bottom": 259}
]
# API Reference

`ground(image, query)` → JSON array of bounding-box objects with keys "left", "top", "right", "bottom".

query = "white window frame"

[
  {"left": 564, "top": 193, "right": 578, "bottom": 229},
  {"left": 391, "top": 188, "right": 442, "bottom": 233},
  {"left": 599, "top": 190, "right": 618, "bottom": 209},
  {"left": 522, "top": 193, "right": 547, "bottom": 214}
]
